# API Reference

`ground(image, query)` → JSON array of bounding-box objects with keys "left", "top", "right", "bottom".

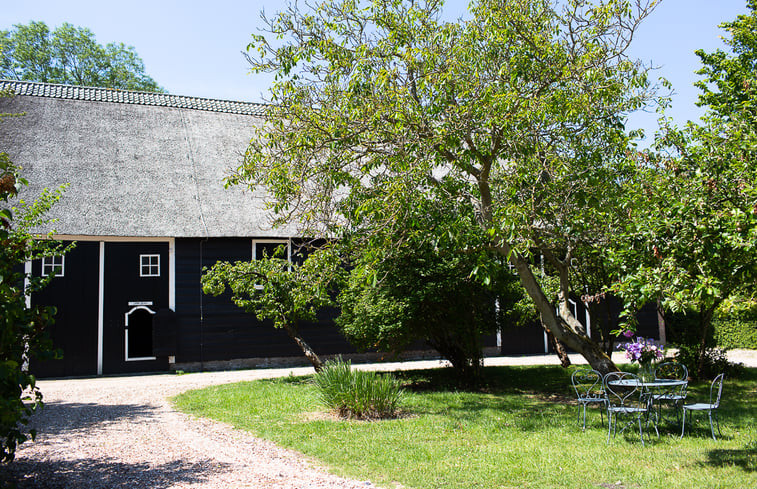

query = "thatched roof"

[{"left": 0, "top": 80, "right": 298, "bottom": 238}]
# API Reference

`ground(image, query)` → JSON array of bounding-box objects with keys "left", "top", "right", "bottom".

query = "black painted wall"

[{"left": 31, "top": 241, "right": 99, "bottom": 377}]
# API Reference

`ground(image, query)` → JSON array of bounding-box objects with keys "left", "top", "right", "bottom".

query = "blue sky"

[{"left": 3, "top": 0, "right": 750, "bottom": 140}]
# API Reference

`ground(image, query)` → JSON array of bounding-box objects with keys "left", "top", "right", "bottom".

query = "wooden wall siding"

[
  {"left": 500, "top": 321, "right": 546, "bottom": 355},
  {"left": 31, "top": 241, "right": 100, "bottom": 377},
  {"left": 174, "top": 238, "right": 358, "bottom": 364}
]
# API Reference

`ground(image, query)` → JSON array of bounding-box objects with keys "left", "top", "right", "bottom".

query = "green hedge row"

[{"left": 713, "top": 318, "right": 757, "bottom": 350}]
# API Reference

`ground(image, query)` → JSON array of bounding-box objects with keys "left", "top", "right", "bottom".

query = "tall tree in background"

[
  {"left": 612, "top": 0, "right": 757, "bottom": 377},
  {"left": 0, "top": 21, "right": 163, "bottom": 92},
  {"left": 233, "top": 0, "right": 661, "bottom": 374}
]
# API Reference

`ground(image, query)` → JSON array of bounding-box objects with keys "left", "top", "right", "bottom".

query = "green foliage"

[
  {"left": 1, "top": 92, "right": 65, "bottom": 463},
  {"left": 202, "top": 245, "right": 343, "bottom": 370},
  {"left": 713, "top": 317, "right": 757, "bottom": 350},
  {"left": 695, "top": 0, "right": 757, "bottom": 122},
  {"left": 312, "top": 357, "right": 404, "bottom": 419},
  {"left": 203, "top": 245, "right": 341, "bottom": 329},
  {"left": 233, "top": 0, "right": 663, "bottom": 373},
  {"left": 0, "top": 21, "right": 164, "bottom": 91},
  {"left": 674, "top": 345, "right": 744, "bottom": 380},
  {"left": 612, "top": 2, "right": 757, "bottom": 377},
  {"left": 336, "top": 188, "right": 523, "bottom": 384}
]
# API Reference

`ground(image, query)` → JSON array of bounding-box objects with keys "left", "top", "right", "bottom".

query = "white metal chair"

[
  {"left": 571, "top": 368, "right": 606, "bottom": 430},
  {"left": 681, "top": 373, "right": 725, "bottom": 440},
  {"left": 604, "top": 371, "right": 658, "bottom": 446}
]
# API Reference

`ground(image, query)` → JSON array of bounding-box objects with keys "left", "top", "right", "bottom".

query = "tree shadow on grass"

[
  {"left": 1, "top": 457, "right": 232, "bottom": 488},
  {"left": 698, "top": 443, "right": 757, "bottom": 472}
]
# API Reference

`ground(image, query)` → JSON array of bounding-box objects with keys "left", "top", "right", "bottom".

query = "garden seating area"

[{"left": 571, "top": 364, "right": 726, "bottom": 446}]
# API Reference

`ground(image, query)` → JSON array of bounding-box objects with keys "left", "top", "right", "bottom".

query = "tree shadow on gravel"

[
  {"left": 1, "top": 457, "right": 232, "bottom": 488},
  {"left": 25, "top": 401, "right": 160, "bottom": 435}
]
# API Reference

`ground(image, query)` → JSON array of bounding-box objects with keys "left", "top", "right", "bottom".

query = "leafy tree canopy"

[
  {"left": 202, "top": 245, "right": 343, "bottom": 371},
  {"left": 0, "top": 21, "right": 164, "bottom": 92},
  {"left": 232, "top": 0, "right": 662, "bottom": 374},
  {"left": 611, "top": 0, "right": 757, "bottom": 377}
]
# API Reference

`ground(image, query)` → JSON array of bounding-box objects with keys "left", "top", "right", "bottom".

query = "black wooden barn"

[
  {"left": 0, "top": 80, "right": 657, "bottom": 378},
  {"left": 0, "top": 80, "right": 366, "bottom": 377}
]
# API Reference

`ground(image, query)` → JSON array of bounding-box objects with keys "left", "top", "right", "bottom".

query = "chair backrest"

[
  {"left": 710, "top": 373, "right": 725, "bottom": 408},
  {"left": 655, "top": 361, "right": 688, "bottom": 381},
  {"left": 604, "top": 371, "right": 646, "bottom": 409},
  {"left": 655, "top": 361, "right": 689, "bottom": 396},
  {"left": 571, "top": 368, "right": 603, "bottom": 400}
]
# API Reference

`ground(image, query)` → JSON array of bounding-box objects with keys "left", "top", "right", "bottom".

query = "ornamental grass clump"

[{"left": 313, "top": 357, "right": 404, "bottom": 419}]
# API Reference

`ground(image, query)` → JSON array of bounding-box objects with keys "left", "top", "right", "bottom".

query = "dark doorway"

[{"left": 126, "top": 307, "right": 155, "bottom": 359}]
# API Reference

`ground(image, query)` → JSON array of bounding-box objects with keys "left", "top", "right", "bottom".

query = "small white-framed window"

[
  {"left": 140, "top": 254, "right": 160, "bottom": 277},
  {"left": 252, "top": 239, "right": 291, "bottom": 261},
  {"left": 252, "top": 239, "right": 291, "bottom": 289},
  {"left": 41, "top": 255, "right": 65, "bottom": 277}
]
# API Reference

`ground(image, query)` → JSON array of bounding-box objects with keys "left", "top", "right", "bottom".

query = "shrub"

[
  {"left": 674, "top": 345, "right": 744, "bottom": 380},
  {"left": 313, "top": 357, "right": 404, "bottom": 419},
  {"left": 713, "top": 317, "right": 757, "bottom": 350}
]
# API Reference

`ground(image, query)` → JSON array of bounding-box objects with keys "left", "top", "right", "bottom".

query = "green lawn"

[{"left": 172, "top": 365, "right": 757, "bottom": 489}]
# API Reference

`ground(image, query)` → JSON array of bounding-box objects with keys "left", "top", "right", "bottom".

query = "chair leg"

[
  {"left": 638, "top": 416, "right": 645, "bottom": 447},
  {"left": 680, "top": 408, "right": 688, "bottom": 439},
  {"left": 708, "top": 410, "right": 718, "bottom": 441},
  {"left": 582, "top": 403, "right": 587, "bottom": 431},
  {"left": 607, "top": 412, "right": 613, "bottom": 444}
]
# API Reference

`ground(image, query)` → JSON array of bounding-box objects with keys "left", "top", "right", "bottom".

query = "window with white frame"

[
  {"left": 41, "top": 255, "right": 65, "bottom": 277},
  {"left": 252, "top": 240, "right": 290, "bottom": 289},
  {"left": 253, "top": 240, "right": 290, "bottom": 261},
  {"left": 140, "top": 254, "right": 160, "bottom": 277}
]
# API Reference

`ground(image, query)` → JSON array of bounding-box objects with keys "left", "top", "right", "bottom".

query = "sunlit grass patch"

[{"left": 172, "top": 365, "right": 757, "bottom": 489}]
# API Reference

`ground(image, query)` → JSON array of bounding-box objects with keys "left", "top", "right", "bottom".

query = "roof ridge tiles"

[{"left": 0, "top": 79, "right": 268, "bottom": 116}]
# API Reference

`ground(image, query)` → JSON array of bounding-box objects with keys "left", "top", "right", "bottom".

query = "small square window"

[
  {"left": 140, "top": 254, "right": 160, "bottom": 277},
  {"left": 42, "top": 255, "right": 65, "bottom": 277}
]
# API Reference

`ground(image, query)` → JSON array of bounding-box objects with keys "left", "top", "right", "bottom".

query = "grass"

[{"left": 171, "top": 365, "right": 757, "bottom": 489}]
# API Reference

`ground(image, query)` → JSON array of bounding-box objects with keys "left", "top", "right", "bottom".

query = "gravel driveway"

[
  {"left": 3, "top": 351, "right": 755, "bottom": 488},
  {"left": 2, "top": 364, "right": 381, "bottom": 489}
]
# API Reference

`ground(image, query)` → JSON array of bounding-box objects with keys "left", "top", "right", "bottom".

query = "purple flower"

[
  {"left": 620, "top": 337, "right": 664, "bottom": 364},
  {"left": 622, "top": 330, "right": 635, "bottom": 338}
]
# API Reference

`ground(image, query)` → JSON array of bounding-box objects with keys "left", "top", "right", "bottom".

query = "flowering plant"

[{"left": 620, "top": 336, "right": 664, "bottom": 364}]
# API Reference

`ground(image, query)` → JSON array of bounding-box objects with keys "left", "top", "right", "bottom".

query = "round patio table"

[{"left": 608, "top": 378, "right": 688, "bottom": 429}]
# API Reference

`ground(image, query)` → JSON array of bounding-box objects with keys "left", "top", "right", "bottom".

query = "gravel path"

[{"left": 3, "top": 351, "right": 755, "bottom": 488}]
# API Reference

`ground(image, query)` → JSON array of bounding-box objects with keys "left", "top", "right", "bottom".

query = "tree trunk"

[
  {"left": 551, "top": 335, "right": 572, "bottom": 368},
  {"left": 501, "top": 245, "right": 618, "bottom": 375},
  {"left": 656, "top": 298, "right": 667, "bottom": 346},
  {"left": 476, "top": 175, "right": 617, "bottom": 374},
  {"left": 541, "top": 319, "right": 571, "bottom": 368},
  {"left": 696, "top": 306, "right": 716, "bottom": 379},
  {"left": 281, "top": 322, "right": 324, "bottom": 372}
]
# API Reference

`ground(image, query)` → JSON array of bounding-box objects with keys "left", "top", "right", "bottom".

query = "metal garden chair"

[
  {"left": 681, "top": 373, "right": 725, "bottom": 440},
  {"left": 652, "top": 361, "right": 688, "bottom": 425},
  {"left": 604, "top": 371, "right": 658, "bottom": 446},
  {"left": 570, "top": 368, "right": 606, "bottom": 430}
]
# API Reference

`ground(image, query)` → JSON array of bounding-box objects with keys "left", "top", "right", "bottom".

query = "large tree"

[
  {"left": 233, "top": 0, "right": 661, "bottom": 374},
  {"left": 612, "top": 1, "right": 757, "bottom": 377},
  {"left": 0, "top": 21, "right": 163, "bottom": 92}
]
